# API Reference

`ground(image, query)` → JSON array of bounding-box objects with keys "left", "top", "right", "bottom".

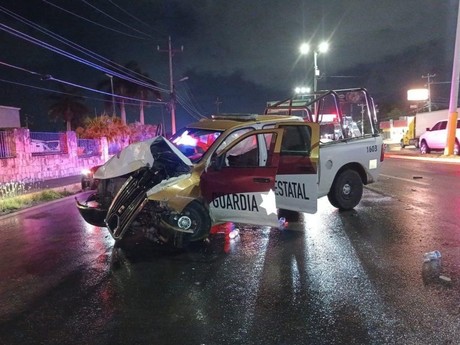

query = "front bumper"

[{"left": 76, "top": 196, "right": 107, "bottom": 227}]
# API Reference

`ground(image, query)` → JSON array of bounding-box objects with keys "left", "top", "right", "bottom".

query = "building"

[{"left": 0, "top": 105, "right": 21, "bottom": 128}]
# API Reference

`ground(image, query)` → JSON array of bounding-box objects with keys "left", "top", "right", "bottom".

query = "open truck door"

[
  {"left": 200, "top": 129, "right": 284, "bottom": 227},
  {"left": 274, "top": 122, "right": 320, "bottom": 214}
]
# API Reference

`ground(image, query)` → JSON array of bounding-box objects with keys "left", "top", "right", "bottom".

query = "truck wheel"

[
  {"left": 327, "top": 169, "right": 363, "bottom": 211},
  {"left": 454, "top": 140, "right": 459, "bottom": 155},
  {"left": 420, "top": 140, "right": 430, "bottom": 154},
  {"left": 400, "top": 140, "right": 405, "bottom": 149},
  {"left": 181, "top": 201, "right": 212, "bottom": 242},
  {"left": 159, "top": 201, "right": 212, "bottom": 248}
]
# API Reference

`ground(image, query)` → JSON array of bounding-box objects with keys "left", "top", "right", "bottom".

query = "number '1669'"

[{"left": 366, "top": 145, "right": 378, "bottom": 153}]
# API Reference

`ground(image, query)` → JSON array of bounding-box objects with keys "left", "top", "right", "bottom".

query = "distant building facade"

[{"left": 0, "top": 105, "right": 21, "bottom": 128}]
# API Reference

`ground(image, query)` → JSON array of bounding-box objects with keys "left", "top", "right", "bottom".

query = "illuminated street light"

[
  {"left": 294, "top": 86, "right": 311, "bottom": 95},
  {"left": 299, "top": 41, "right": 330, "bottom": 93}
]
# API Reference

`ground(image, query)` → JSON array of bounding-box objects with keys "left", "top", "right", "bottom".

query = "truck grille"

[{"left": 105, "top": 175, "right": 149, "bottom": 240}]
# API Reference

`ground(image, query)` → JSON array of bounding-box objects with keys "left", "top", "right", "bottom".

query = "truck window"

[
  {"left": 279, "top": 125, "right": 311, "bottom": 156},
  {"left": 225, "top": 133, "right": 259, "bottom": 167},
  {"left": 215, "top": 128, "right": 253, "bottom": 155}
]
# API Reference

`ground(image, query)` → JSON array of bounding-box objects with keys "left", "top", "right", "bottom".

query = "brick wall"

[{"left": 0, "top": 128, "right": 109, "bottom": 183}]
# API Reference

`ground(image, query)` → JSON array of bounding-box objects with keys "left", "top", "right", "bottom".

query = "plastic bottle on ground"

[{"left": 423, "top": 250, "right": 441, "bottom": 263}]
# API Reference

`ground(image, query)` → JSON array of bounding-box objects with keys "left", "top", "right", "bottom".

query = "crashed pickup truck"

[{"left": 77, "top": 88, "right": 384, "bottom": 248}]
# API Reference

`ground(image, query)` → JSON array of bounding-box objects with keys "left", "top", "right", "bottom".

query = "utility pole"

[
  {"left": 215, "top": 97, "right": 222, "bottom": 114},
  {"left": 445, "top": 0, "right": 460, "bottom": 156},
  {"left": 158, "top": 36, "right": 183, "bottom": 134},
  {"left": 422, "top": 73, "right": 436, "bottom": 112},
  {"left": 105, "top": 73, "right": 115, "bottom": 116}
]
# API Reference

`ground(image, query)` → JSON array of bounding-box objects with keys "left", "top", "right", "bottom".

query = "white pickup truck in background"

[{"left": 419, "top": 119, "right": 460, "bottom": 155}]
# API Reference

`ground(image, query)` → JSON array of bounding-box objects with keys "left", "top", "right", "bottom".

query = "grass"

[{"left": 0, "top": 189, "right": 75, "bottom": 215}]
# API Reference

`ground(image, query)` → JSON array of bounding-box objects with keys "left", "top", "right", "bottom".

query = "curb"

[{"left": 385, "top": 153, "right": 460, "bottom": 164}]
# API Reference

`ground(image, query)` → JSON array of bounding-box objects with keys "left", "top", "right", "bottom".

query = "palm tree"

[
  {"left": 125, "top": 62, "right": 162, "bottom": 124},
  {"left": 48, "top": 85, "right": 89, "bottom": 131},
  {"left": 98, "top": 61, "right": 162, "bottom": 125}
]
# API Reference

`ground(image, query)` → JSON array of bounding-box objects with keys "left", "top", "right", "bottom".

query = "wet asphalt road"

[{"left": 0, "top": 156, "right": 459, "bottom": 345}]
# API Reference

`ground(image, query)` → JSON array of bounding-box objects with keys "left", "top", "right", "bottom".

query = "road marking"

[{"left": 380, "top": 173, "right": 430, "bottom": 186}]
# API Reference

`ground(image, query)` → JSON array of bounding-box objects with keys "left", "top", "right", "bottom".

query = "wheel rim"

[
  {"left": 342, "top": 183, "right": 352, "bottom": 198},
  {"left": 421, "top": 143, "right": 426, "bottom": 154}
]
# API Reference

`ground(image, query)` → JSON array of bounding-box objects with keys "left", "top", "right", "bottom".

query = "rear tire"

[
  {"left": 327, "top": 169, "right": 363, "bottom": 211},
  {"left": 454, "top": 140, "right": 459, "bottom": 155}
]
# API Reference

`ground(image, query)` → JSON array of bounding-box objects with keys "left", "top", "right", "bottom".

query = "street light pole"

[
  {"left": 105, "top": 73, "right": 115, "bottom": 116},
  {"left": 299, "top": 41, "right": 329, "bottom": 93},
  {"left": 313, "top": 51, "right": 319, "bottom": 93}
]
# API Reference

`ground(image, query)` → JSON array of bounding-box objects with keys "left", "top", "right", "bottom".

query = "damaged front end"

[{"left": 76, "top": 136, "right": 200, "bottom": 246}]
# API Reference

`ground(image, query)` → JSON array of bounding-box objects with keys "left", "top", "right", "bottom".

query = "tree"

[
  {"left": 48, "top": 85, "right": 89, "bottom": 131},
  {"left": 97, "top": 61, "right": 162, "bottom": 125},
  {"left": 125, "top": 62, "right": 162, "bottom": 124},
  {"left": 76, "top": 114, "right": 130, "bottom": 153},
  {"left": 76, "top": 114, "right": 129, "bottom": 141}
]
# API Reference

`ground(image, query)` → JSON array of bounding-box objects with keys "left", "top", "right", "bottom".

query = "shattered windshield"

[{"left": 170, "top": 128, "right": 223, "bottom": 163}]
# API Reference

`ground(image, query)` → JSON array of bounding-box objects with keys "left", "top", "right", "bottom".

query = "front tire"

[
  {"left": 420, "top": 140, "right": 430, "bottom": 154},
  {"left": 159, "top": 201, "right": 212, "bottom": 248},
  {"left": 327, "top": 169, "right": 363, "bottom": 211}
]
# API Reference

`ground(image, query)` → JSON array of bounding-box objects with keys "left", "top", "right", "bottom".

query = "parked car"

[
  {"left": 81, "top": 165, "right": 101, "bottom": 190},
  {"left": 419, "top": 119, "right": 460, "bottom": 155}
]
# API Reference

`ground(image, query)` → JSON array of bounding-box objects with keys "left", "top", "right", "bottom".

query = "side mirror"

[{"left": 426, "top": 127, "right": 430, "bottom": 131}]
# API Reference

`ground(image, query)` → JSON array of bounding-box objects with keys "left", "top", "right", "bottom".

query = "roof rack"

[{"left": 211, "top": 113, "right": 259, "bottom": 121}]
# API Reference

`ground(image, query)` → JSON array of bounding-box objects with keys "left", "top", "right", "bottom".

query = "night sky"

[{"left": 0, "top": 0, "right": 458, "bottom": 132}]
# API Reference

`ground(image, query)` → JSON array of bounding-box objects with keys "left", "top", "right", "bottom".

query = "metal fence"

[
  {"left": 1, "top": 130, "right": 103, "bottom": 158},
  {"left": 0, "top": 130, "right": 16, "bottom": 158},
  {"left": 30, "top": 132, "right": 67, "bottom": 155},
  {"left": 77, "top": 138, "right": 100, "bottom": 157}
]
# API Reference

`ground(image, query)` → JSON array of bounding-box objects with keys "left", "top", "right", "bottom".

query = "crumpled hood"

[{"left": 95, "top": 136, "right": 193, "bottom": 179}]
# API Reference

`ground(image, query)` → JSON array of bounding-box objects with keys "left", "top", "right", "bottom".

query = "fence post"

[{"left": 100, "top": 136, "right": 109, "bottom": 161}]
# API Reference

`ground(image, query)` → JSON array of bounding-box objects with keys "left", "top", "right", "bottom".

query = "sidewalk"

[{"left": 384, "top": 143, "right": 460, "bottom": 164}]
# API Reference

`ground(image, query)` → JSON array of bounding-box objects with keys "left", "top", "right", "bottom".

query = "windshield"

[{"left": 170, "top": 128, "right": 223, "bottom": 163}]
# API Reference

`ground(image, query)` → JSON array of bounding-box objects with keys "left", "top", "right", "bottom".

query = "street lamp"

[
  {"left": 105, "top": 73, "right": 115, "bottom": 116},
  {"left": 294, "top": 86, "right": 311, "bottom": 96},
  {"left": 299, "top": 41, "right": 329, "bottom": 93}
]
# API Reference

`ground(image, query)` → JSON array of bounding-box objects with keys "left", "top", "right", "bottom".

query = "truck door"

[
  {"left": 274, "top": 122, "right": 320, "bottom": 213},
  {"left": 200, "top": 129, "right": 284, "bottom": 227}
]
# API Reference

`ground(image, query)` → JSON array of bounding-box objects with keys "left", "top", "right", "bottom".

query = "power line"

[
  {"left": 0, "top": 22, "right": 169, "bottom": 94},
  {"left": 107, "top": 0, "right": 166, "bottom": 36},
  {"left": 0, "top": 5, "right": 169, "bottom": 90},
  {"left": 40, "top": 0, "right": 148, "bottom": 40},
  {"left": 80, "top": 0, "right": 153, "bottom": 39},
  {"left": 0, "top": 61, "right": 166, "bottom": 106}
]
